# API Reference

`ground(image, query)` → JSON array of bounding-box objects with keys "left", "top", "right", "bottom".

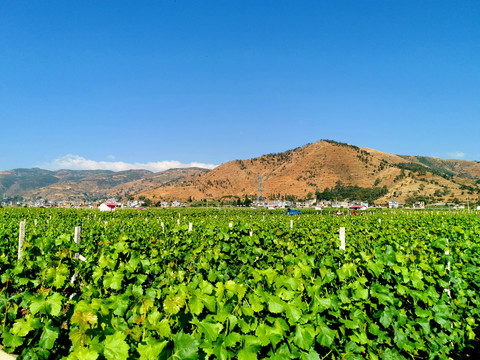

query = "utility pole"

[{"left": 257, "top": 173, "right": 265, "bottom": 203}]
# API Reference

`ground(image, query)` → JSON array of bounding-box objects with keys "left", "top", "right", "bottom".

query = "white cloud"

[
  {"left": 107, "top": 155, "right": 116, "bottom": 160},
  {"left": 39, "top": 154, "right": 217, "bottom": 172},
  {"left": 446, "top": 151, "right": 465, "bottom": 159}
]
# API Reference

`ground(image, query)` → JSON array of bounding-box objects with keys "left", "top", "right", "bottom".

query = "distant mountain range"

[
  {"left": 0, "top": 167, "right": 208, "bottom": 201},
  {"left": 2, "top": 140, "right": 480, "bottom": 204}
]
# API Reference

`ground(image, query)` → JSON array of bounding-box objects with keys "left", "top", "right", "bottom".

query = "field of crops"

[{"left": 1, "top": 208, "right": 480, "bottom": 360}]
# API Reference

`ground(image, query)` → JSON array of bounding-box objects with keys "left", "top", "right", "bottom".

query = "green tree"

[{"left": 143, "top": 198, "right": 152, "bottom": 207}]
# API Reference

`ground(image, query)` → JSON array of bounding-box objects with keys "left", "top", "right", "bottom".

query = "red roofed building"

[
  {"left": 349, "top": 204, "right": 367, "bottom": 210},
  {"left": 99, "top": 202, "right": 119, "bottom": 212}
]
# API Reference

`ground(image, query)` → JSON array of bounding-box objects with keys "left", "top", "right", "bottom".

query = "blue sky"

[{"left": 1, "top": 1, "right": 479, "bottom": 172}]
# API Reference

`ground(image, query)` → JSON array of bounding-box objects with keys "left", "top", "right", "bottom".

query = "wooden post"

[
  {"left": 34, "top": 219, "right": 37, "bottom": 227},
  {"left": 339, "top": 227, "right": 346, "bottom": 251},
  {"left": 18, "top": 221, "right": 26, "bottom": 260}
]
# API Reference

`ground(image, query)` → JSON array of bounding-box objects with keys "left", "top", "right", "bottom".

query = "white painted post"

[
  {"left": 177, "top": 219, "right": 180, "bottom": 225},
  {"left": 378, "top": 219, "right": 381, "bottom": 224},
  {"left": 446, "top": 238, "right": 451, "bottom": 271},
  {"left": 161, "top": 222, "right": 165, "bottom": 233},
  {"left": 74, "top": 226, "right": 81, "bottom": 260},
  {"left": 444, "top": 238, "right": 451, "bottom": 298},
  {"left": 188, "top": 222, "right": 193, "bottom": 232},
  {"left": 339, "top": 227, "right": 346, "bottom": 251},
  {"left": 46, "top": 220, "right": 49, "bottom": 226},
  {"left": 34, "top": 219, "right": 37, "bottom": 227},
  {"left": 71, "top": 226, "right": 86, "bottom": 284},
  {"left": 249, "top": 229, "right": 253, "bottom": 237},
  {"left": 74, "top": 226, "right": 81, "bottom": 244},
  {"left": 290, "top": 219, "right": 293, "bottom": 229},
  {"left": 70, "top": 274, "right": 78, "bottom": 284},
  {"left": 18, "top": 221, "right": 26, "bottom": 260}
]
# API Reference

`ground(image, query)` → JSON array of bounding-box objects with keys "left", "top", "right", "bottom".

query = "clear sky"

[{"left": 1, "top": 1, "right": 479, "bottom": 172}]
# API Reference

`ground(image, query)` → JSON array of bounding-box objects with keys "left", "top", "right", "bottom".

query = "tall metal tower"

[{"left": 257, "top": 173, "right": 265, "bottom": 202}]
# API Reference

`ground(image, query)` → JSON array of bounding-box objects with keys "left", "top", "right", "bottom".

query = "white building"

[
  {"left": 388, "top": 201, "right": 399, "bottom": 209},
  {"left": 99, "top": 202, "right": 118, "bottom": 212}
]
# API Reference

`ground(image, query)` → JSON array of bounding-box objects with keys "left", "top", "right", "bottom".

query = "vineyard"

[{"left": 1, "top": 208, "right": 480, "bottom": 359}]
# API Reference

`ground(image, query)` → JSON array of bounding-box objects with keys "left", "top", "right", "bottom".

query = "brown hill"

[{"left": 138, "top": 140, "right": 480, "bottom": 204}]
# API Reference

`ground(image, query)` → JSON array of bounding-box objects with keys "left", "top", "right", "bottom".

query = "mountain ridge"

[
  {"left": 1, "top": 140, "right": 479, "bottom": 204},
  {"left": 0, "top": 167, "right": 208, "bottom": 201}
]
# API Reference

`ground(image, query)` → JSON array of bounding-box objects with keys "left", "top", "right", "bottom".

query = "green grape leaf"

[
  {"left": 294, "top": 324, "right": 315, "bottom": 350},
  {"left": 172, "top": 332, "right": 199, "bottom": 360},
  {"left": 137, "top": 339, "right": 168, "bottom": 360},
  {"left": 103, "top": 332, "right": 130, "bottom": 360},
  {"left": 164, "top": 295, "right": 185, "bottom": 315},
  {"left": 224, "top": 332, "right": 242, "bottom": 348},
  {"left": 39, "top": 326, "right": 59, "bottom": 350},
  {"left": 67, "top": 346, "right": 99, "bottom": 360},
  {"left": 316, "top": 322, "right": 336, "bottom": 347}
]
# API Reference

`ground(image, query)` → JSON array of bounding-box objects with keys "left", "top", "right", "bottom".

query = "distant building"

[
  {"left": 349, "top": 204, "right": 367, "bottom": 211},
  {"left": 171, "top": 201, "right": 186, "bottom": 207},
  {"left": 413, "top": 201, "right": 425, "bottom": 209},
  {"left": 99, "top": 202, "right": 118, "bottom": 212},
  {"left": 127, "top": 200, "right": 139, "bottom": 208},
  {"left": 332, "top": 201, "right": 349, "bottom": 208},
  {"left": 305, "top": 199, "right": 316, "bottom": 207},
  {"left": 388, "top": 201, "right": 399, "bottom": 209}
]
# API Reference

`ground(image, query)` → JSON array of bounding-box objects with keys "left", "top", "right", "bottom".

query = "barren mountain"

[{"left": 137, "top": 140, "right": 480, "bottom": 204}]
